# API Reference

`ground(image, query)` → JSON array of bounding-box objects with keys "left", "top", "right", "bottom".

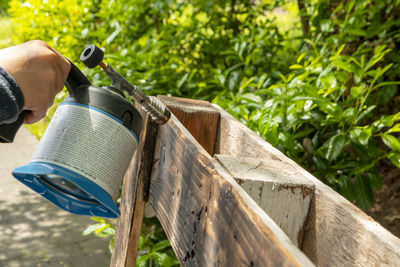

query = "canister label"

[{"left": 31, "top": 103, "right": 138, "bottom": 199}]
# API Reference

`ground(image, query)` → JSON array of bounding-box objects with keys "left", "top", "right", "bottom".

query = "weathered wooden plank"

[
  {"left": 111, "top": 107, "right": 158, "bottom": 267},
  {"left": 125, "top": 118, "right": 158, "bottom": 266},
  {"left": 110, "top": 141, "right": 141, "bottom": 267},
  {"left": 158, "top": 95, "right": 220, "bottom": 156},
  {"left": 215, "top": 154, "right": 314, "bottom": 248},
  {"left": 213, "top": 104, "right": 400, "bottom": 267},
  {"left": 149, "top": 98, "right": 314, "bottom": 266}
]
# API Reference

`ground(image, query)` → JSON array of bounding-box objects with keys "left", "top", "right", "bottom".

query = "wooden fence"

[{"left": 110, "top": 96, "right": 400, "bottom": 266}]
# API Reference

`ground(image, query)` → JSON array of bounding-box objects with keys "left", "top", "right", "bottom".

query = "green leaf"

[
  {"left": 240, "top": 93, "right": 263, "bottom": 104},
  {"left": 329, "top": 44, "right": 346, "bottom": 61},
  {"left": 350, "top": 85, "right": 366, "bottom": 98},
  {"left": 94, "top": 223, "right": 109, "bottom": 234},
  {"left": 338, "top": 175, "right": 355, "bottom": 201},
  {"left": 371, "top": 81, "right": 400, "bottom": 91},
  {"left": 350, "top": 127, "right": 372, "bottom": 146},
  {"left": 355, "top": 175, "right": 373, "bottom": 210},
  {"left": 81, "top": 28, "right": 89, "bottom": 38},
  {"left": 372, "top": 115, "right": 395, "bottom": 131},
  {"left": 333, "top": 59, "right": 353, "bottom": 72},
  {"left": 97, "top": 226, "right": 116, "bottom": 237},
  {"left": 355, "top": 105, "right": 376, "bottom": 124},
  {"left": 226, "top": 63, "right": 244, "bottom": 74},
  {"left": 325, "top": 133, "right": 346, "bottom": 161},
  {"left": 297, "top": 53, "right": 306, "bottom": 63},
  {"left": 137, "top": 254, "right": 151, "bottom": 267},
  {"left": 382, "top": 134, "right": 400, "bottom": 151},
  {"left": 346, "top": 28, "right": 367, "bottom": 36},
  {"left": 91, "top": 217, "right": 106, "bottom": 223},
  {"left": 388, "top": 153, "right": 400, "bottom": 168},
  {"left": 264, "top": 123, "right": 279, "bottom": 147},
  {"left": 257, "top": 74, "right": 269, "bottom": 89},
  {"left": 82, "top": 223, "right": 104, "bottom": 236},
  {"left": 109, "top": 236, "right": 115, "bottom": 254},
  {"left": 106, "top": 27, "right": 121, "bottom": 44},
  {"left": 387, "top": 124, "right": 400, "bottom": 134},
  {"left": 138, "top": 236, "right": 145, "bottom": 250},
  {"left": 239, "top": 77, "right": 255, "bottom": 89},
  {"left": 375, "top": 64, "right": 393, "bottom": 81},
  {"left": 151, "top": 240, "right": 171, "bottom": 252},
  {"left": 228, "top": 73, "right": 239, "bottom": 90},
  {"left": 343, "top": 107, "right": 356, "bottom": 123},
  {"left": 313, "top": 155, "right": 327, "bottom": 171},
  {"left": 289, "top": 64, "right": 303, "bottom": 70},
  {"left": 138, "top": 35, "right": 148, "bottom": 47},
  {"left": 177, "top": 73, "right": 189, "bottom": 89},
  {"left": 319, "top": 73, "right": 337, "bottom": 89},
  {"left": 217, "top": 74, "right": 225, "bottom": 85},
  {"left": 365, "top": 45, "right": 390, "bottom": 71},
  {"left": 151, "top": 252, "right": 179, "bottom": 266},
  {"left": 367, "top": 172, "right": 383, "bottom": 190}
]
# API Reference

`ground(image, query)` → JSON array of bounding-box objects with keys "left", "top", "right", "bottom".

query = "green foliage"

[
  {"left": 222, "top": 42, "right": 400, "bottom": 209},
  {"left": 82, "top": 216, "right": 179, "bottom": 266},
  {"left": 0, "top": 15, "right": 14, "bottom": 48},
  {"left": 7, "top": 0, "right": 400, "bottom": 265},
  {"left": 82, "top": 217, "right": 116, "bottom": 253},
  {"left": 214, "top": 0, "right": 400, "bottom": 209},
  {"left": 0, "top": 0, "right": 10, "bottom": 14},
  {"left": 137, "top": 217, "right": 179, "bottom": 267}
]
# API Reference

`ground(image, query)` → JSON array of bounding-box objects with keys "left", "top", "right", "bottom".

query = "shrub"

[{"left": 219, "top": 43, "right": 400, "bottom": 209}]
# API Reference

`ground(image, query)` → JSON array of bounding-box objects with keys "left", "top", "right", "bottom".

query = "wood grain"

[
  {"left": 110, "top": 140, "right": 141, "bottom": 267},
  {"left": 111, "top": 108, "right": 158, "bottom": 267},
  {"left": 158, "top": 96, "right": 220, "bottom": 156},
  {"left": 212, "top": 104, "right": 400, "bottom": 267},
  {"left": 149, "top": 99, "right": 314, "bottom": 266},
  {"left": 215, "top": 154, "right": 314, "bottom": 248},
  {"left": 125, "top": 118, "right": 158, "bottom": 266}
]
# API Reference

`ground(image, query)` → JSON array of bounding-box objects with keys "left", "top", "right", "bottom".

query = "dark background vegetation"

[{"left": 2, "top": 0, "right": 399, "bottom": 265}]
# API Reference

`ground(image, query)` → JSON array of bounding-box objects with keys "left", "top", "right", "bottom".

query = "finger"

[
  {"left": 24, "top": 110, "right": 46, "bottom": 124},
  {"left": 50, "top": 48, "right": 71, "bottom": 84},
  {"left": 52, "top": 58, "right": 65, "bottom": 96}
]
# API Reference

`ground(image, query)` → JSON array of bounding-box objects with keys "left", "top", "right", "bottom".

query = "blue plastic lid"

[{"left": 12, "top": 162, "right": 120, "bottom": 218}]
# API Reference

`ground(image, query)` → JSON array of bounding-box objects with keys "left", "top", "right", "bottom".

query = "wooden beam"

[
  {"left": 158, "top": 96, "right": 220, "bottom": 156},
  {"left": 149, "top": 97, "right": 314, "bottom": 266},
  {"left": 213, "top": 104, "right": 400, "bottom": 266},
  {"left": 111, "top": 108, "right": 158, "bottom": 267},
  {"left": 125, "top": 118, "right": 158, "bottom": 266},
  {"left": 110, "top": 142, "right": 141, "bottom": 267},
  {"left": 215, "top": 154, "right": 314, "bottom": 248}
]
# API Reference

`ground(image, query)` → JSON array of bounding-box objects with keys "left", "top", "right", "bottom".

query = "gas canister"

[{"left": 12, "top": 46, "right": 145, "bottom": 218}]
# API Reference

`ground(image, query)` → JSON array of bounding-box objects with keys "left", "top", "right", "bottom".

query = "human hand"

[{"left": 0, "top": 40, "right": 71, "bottom": 124}]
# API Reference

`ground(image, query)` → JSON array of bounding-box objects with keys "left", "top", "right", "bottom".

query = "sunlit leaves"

[
  {"left": 382, "top": 134, "right": 400, "bottom": 151},
  {"left": 388, "top": 153, "right": 400, "bottom": 168},
  {"left": 324, "top": 133, "right": 346, "bottom": 161},
  {"left": 350, "top": 127, "right": 372, "bottom": 146}
]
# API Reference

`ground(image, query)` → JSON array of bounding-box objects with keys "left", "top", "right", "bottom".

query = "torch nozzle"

[{"left": 80, "top": 44, "right": 171, "bottom": 125}]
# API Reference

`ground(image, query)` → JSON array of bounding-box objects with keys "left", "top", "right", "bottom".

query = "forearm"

[{"left": 0, "top": 66, "right": 24, "bottom": 124}]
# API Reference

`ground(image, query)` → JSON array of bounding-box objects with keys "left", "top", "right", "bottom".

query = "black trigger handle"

[{"left": 65, "top": 60, "right": 91, "bottom": 96}]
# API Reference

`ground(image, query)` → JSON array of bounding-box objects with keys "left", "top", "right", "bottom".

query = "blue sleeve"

[{"left": 0, "top": 66, "right": 24, "bottom": 124}]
